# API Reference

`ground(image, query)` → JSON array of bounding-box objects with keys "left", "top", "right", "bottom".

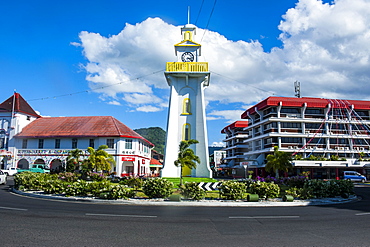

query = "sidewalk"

[{"left": 11, "top": 188, "right": 359, "bottom": 207}]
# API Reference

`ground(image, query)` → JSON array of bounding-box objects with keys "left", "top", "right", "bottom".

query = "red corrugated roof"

[
  {"left": 15, "top": 116, "right": 154, "bottom": 146},
  {"left": 221, "top": 121, "right": 249, "bottom": 133},
  {"left": 0, "top": 93, "right": 40, "bottom": 117},
  {"left": 241, "top": 96, "right": 370, "bottom": 119}
]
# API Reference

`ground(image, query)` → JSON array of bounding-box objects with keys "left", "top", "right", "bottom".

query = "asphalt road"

[{"left": 1, "top": 178, "right": 370, "bottom": 247}]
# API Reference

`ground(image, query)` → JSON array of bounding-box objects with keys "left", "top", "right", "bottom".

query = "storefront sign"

[{"left": 122, "top": 157, "right": 135, "bottom": 161}]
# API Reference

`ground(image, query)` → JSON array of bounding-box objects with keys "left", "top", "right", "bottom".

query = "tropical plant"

[
  {"left": 248, "top": 181, "right": 280, "bottom": 199},
  {"left": 265, "top": 146, "right": 293, "bottom": 177},
  {"left": 174, "top": 139, "right": 200, "bottom": 186},
  {"left": 219, "top": 181, "right": 246, "bottom": 200},
  {"left": 142, "top": 178, "right": 173, "bottom": 198},
  {"left": 66, "top": 149, "right": 84, "bottom": 172},
  {"left": 82, "top": 145, "right": 116, "bottom": 173},
  {"left": 180, "top": 182, "right": 205, "bottom": 200}
]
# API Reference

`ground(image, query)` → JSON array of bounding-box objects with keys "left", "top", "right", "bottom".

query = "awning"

[{"left": 150, "top": 158, "right": 163, "bottom": 168}]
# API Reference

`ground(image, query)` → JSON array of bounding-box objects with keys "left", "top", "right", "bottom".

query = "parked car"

[
  {"left": 17, "top": 164, "right": 50, "bottom": 174},
  {"left": 0, "top": 170, "right": 7, "bottom": 185},
  {"left": 1, "top": 167, "right": 18, "bottom": 176},
  {"left": 343, "top": 171, "right": 366, "bottom": 183}
]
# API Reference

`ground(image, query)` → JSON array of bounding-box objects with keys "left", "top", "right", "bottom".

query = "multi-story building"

[
  {"left": 0, "top": 93, "right": 154, "bottom": 177},
  {"left": 241, "top": 96, "right": 370, "bottom": 179},
  {"left": 221, "top": 121, "right": 249, "bottom": 178}
]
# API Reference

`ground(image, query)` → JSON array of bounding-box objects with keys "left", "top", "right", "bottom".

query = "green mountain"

[{"left": 134, "top": 127, "right": 166, "bottom": 154}]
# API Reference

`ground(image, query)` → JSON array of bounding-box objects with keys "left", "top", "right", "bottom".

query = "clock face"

[{"left": 181, "top": 52, "right": 194, "bottom": 62}]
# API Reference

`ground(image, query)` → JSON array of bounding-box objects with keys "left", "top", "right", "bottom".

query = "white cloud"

[
  {"left": 136, "top": 105, "right": 162, "bottom": 112},
  {"left": 78, "top": 0, "right": 370, "bottom": 115},
  {"left": 207, "top": 110, "right": 245, "bottom": 123},
  {"left": 211, "top": 142, "right": 225, "bottom": 147}
]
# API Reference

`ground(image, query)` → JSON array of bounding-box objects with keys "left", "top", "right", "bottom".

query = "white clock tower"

[{"left": 161, "top": 23, "right": 212, "bottom": 178}]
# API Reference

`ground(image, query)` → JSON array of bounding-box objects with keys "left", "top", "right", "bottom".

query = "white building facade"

[
  {"left": 0, "top": 93, "right": 154, "bottom": 177},
  {"left": 241, "top": 96, "right": 370, "bottom": 179}
]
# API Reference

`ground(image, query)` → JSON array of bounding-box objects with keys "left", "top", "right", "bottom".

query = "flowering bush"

[
  {"left": 248, "top": 181, "right": 280, "bottom": 199},
  {"left": 142, "top": 178, "right": 173, "bottom": 198},
  {"left": 180, "top": 182, "right": 205, "bottom": 200},
  {"left": 219, "top": 181, "right": 246, "bottom": 200},
  {"left": 58, "top": 172, "right": 78, "bottom": 182},
  {"left": 88, "top": 172, "right": 107, "bottom": 181},
  {"left": 119, "top": 177, "right": 144, "bottom": 190}
]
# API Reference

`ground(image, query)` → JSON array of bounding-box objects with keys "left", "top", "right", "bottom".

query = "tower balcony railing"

[{"left": 166, "top": 62, "right": 209, "bottom": 72}]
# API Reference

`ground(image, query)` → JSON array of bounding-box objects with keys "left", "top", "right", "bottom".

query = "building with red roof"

[
  {"left": 0, "top": 93, "right": 154, "bottom": 177},
  {"left": 220, "top": 121, "right": 249, "bottom": 178},
  {"left": 241, "top": 96, "right": 370, "bottom": 180}
]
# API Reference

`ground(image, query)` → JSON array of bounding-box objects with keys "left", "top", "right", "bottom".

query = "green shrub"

[
  {"left": 285, "top": 187, "right": 314, "bottom": 200},
  {"left": 142, "top": 178, "right": 173, "bottom": 198},
  {"left": 119, "top": 177, "right": 144, "bottom": 190},
  {"left": 98, "top": 185, "right": 136, "bottom": 199},
  {"left": 249, "top": 181, "right": 280, "bottom": 199},
  {"left": 63, "top": 180, "right": 90, "bottom": 197},
  {"left": 219, "top": 181, "right": 246, "bottom": 200},
  {"left": 180, "top": 182, "right": 205, "bottom": 200},
  {"left": 58, "top": 172, "right": 79, "bottom": 182}
]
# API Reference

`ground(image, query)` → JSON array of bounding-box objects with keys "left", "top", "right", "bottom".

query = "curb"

[{"left": 10, "top": 188, "right": 360, "bottom": 207}]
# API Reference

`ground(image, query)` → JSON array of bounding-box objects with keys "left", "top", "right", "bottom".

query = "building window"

[
  {"left": 182, "top": 98, "right": 191, "bottom": 114},
  {"left": 89, "top": 139, "right": 95, "bottom": 148},
  {"left": 0, "top": 138, "right": 4, "bottom": 149},
  {"left": 107, "top": 139, "right": 114, "bottom": 149},
  {"left": 22, "top": 139, "right": 27, "bottom": 149},
  {"left": 55, "top": 139, "right": 60, "bottom": 149},
  {"left": 183, "top": 123, "right": 191, "bottom": 140},
  {"left": 38, "top": 139, "right": 44, "bottom": 149},
  {"left": 26, "top": 116, "right": 31, "bottom": 121},
  {"left": 281, "top": 122, "right": 301, "bottom": 128},
  {"left": 125, "top": 139, "right": 132, "bottom": 149},
  {"left": 72, "top": 138, "right": 78, "bottom": 149}
]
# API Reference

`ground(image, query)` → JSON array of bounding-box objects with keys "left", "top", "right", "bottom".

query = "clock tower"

[{"left": 161, "top": 23, "right": 212, "bottom": 178}]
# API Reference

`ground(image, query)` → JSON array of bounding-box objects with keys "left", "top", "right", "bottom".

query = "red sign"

[
  {"left": 122, "top": 157, "right": 135, "bottom": 161},
  {"left": 142, "top": 159, "right": 145, "bottom": 164}
]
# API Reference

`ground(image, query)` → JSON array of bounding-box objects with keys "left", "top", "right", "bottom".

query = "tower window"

[
  {"left": 183, "top": 123, "right": 191, "bottom": 141},
  {"left": 182, "top": 98, "right": 191, "bottom": 115}
]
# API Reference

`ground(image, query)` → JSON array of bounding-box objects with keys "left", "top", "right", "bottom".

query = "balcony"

[{"left": 166, "top": 62, "right": 208, "bottom": 72}]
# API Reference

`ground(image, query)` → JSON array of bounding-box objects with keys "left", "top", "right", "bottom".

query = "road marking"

[
  {"left": 85, "top": 213, "right": 157, "bottom": 218},
  {"left": 355, "top": 212, "right": 370, "bottom": 216},
  {"left": 229, "top": 216, "right": 300, "bottom": 219},
  {"left": 0, "top": 206, "right": 28, "bottom": 211}
]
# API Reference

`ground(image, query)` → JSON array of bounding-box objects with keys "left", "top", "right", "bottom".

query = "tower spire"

[{"left": 187, "top": 6, "right": 190, "bottom": 24}]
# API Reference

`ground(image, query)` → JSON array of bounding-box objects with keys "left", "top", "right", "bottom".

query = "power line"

[
  {"left": 195, "top": 0, "right": 205, "bottom": 25},
  {"left": 201, "top": 0, "right": 218, "bottom": 42},
  {"left": 27, "top": 69, "right": 165, "bottom": 102},
  {"left": 210, "top": 70, "right": 276, "bottom": 95}
]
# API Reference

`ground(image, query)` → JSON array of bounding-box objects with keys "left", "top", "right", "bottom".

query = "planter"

[
  {"left": 168, "top": 194, "right": 181, "bottom": 202},
  {"left": 282, "top": 195, "right": 294, "bottom": 202},
  {"left": 247, "top": 194, "right": 259, "bottom": 202}
]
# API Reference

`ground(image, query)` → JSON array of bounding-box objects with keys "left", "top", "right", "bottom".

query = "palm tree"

[
  {"left": 174, "top": 139, "right": 200, "bottom": 186},
  {"left": 83, "top": 145, "right": 116, "bottom": 173},
  {"left": 265, "top": 146, "right": 292, "bottom": 178},
  {"left": 66, "top": 149, "right": 84, "bottom": 172}
]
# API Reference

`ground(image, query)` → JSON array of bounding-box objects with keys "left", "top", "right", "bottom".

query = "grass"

[{"left": 163, "top": 177, "right": 218, "bottom": 186}]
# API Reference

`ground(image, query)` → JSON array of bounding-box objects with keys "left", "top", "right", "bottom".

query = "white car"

[{"left": 0, "top": 170, "right": 7, "bottom": 185}]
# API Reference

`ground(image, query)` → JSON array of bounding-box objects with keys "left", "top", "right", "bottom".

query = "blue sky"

[{"left": 1, "top": 0, "right": 370, "bottom": 146}]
